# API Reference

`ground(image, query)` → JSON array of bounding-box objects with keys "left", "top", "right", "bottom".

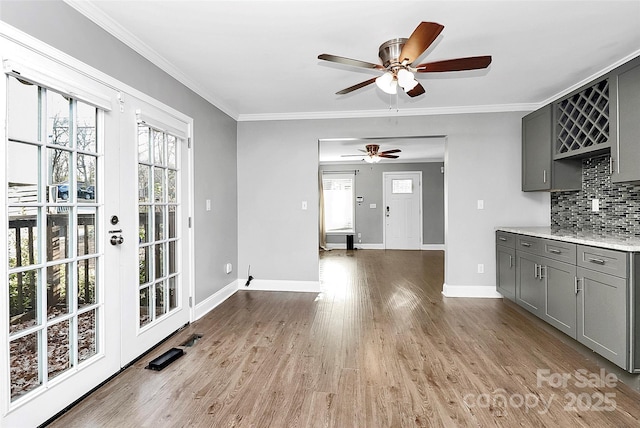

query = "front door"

[{"left": 383, "top": 172, "right": 422, "bottom": 250}]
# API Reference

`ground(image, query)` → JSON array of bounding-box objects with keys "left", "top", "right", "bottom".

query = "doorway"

[{"left": 383, "top": 172, "right": 422, "bottom": 250}]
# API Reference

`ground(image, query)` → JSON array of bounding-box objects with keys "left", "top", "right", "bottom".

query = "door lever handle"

[{"left": 386, "top": 206, "right": 390, "bottom": 217}]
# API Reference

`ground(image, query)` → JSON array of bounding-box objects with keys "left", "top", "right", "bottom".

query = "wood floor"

[{"left": 49, "top": 250, "right": 640, "bottom": 427}]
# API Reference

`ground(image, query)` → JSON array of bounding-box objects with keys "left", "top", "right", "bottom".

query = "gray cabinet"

[
  {"left": 543, "top": 257, "right": 577, "bottom": 338},
  {"left": 496, "top": 232, "right": 516, "bottom": 301},
  {"left": 516, "top": 251, "right": 544, "bottom": 316},
  {"left": 521, "top": 105, "right": 581, "bottom": 192},
  {"left": 610, "top": 56, "right": 640, "bottom": 183}
]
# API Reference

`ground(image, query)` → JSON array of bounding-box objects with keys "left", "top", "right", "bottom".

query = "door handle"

[
  {"left": 386, "top": 206, "right": 390, "bottom": 217},
  {"left": 110, "top": 235, "right": 124, "bottom": 246}
]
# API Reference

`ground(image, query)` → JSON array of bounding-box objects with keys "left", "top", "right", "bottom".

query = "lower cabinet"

[
  {"left": 577, "top": 266, "right": 628, "bottom": 369},
  {"left": 496, "top": 231, "right": 635, "bottom": 371}
]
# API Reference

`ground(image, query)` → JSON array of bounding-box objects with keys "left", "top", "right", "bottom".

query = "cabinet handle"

[
  {"left": 521, "top": 242, "right": 532, "bottom": 247},
  {"left": 534, "top": 263, "right": 539, "bottom": 279},
  {"left": 539, "top": 265, "right": 547, "bottom": 280},
  {"left": 498, "top": 237, "right": 507, "bottom": 241},
  {"left": 543, "top": 169, "right": 547, "bottom": 183},
  {"left": 548, "top": 248, "right": 561, "bottom": 254},
  {"left": 509, "top": 255, "right": 513, "bottom": 268},
  {"left": 588, "top": 258, "right": 606, "bottom": 265},
  {"left": 575, "top": 277, "right": 582, "bottom": 294}
]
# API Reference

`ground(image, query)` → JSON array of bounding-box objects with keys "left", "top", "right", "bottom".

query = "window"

[
  {"left": 392, "top": 179, "right": 413, "bottom": 194},
  {"left": 322, "top": 174, "right": 354, "bottom": 233}
]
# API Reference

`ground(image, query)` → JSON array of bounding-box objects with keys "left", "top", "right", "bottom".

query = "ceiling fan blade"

[
  {"left": 399, "top": 22, "right": 444, "bottom": 64},
  {"left": 318, "top": 54, "right": 384, "bottom": 70},
  {"left": 415, "top": 56, "right": 492, "bottom": 73},
  {"left": 406, "top": 82, "right": 426, "bottom": 97},
  {"left": 341, "top": 154, "right": 366, "bottom": 157},
  {"left": 378, "top": 154, "right": 400, "bottom": 159},
  {"left": 336, "top": 77, "right": 378, "bottom": 95},
  {"left": 379, "top": 149, "right": 401, "bottom": 155}
]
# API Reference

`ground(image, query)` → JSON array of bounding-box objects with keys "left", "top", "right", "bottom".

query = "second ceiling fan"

[{"left": 318, "top": 21, "right": 492, "bottom": 97}]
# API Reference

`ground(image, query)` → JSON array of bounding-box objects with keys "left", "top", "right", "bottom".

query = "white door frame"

[{"left": 382, "top": 171, "right": 423, "bottom": 250}]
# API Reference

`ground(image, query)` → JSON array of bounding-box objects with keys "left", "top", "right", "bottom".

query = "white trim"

[
  {"left": 194, "top": 280, "right": 239, "bottom": 321},
  {"left": 63, "top": 0, "right": 238, "bottom": 120},
  {"left": 238, "top": 103, "right": 539, "bottom": 122},
  {"left": 421, "top": 244, "right": 445, "bottom": 251},
  {"left": 240, "top": 279, "right": 321, "bottom": 293},
  {"left": 441, "top": 283, "right": 503, "bottom": 298}
]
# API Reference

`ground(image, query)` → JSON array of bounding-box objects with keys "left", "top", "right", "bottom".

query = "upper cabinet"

[
  {"left": 610, "top": 56, "right": 640, "bottom": 183},
  {"left": 522, "top": 105, "right": 581, "bottom": 192}
]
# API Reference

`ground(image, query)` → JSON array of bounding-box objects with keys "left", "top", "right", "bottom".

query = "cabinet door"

[
  {"left": 543, "top": 258, "right": 577, "bottom": 339},
  {"left": 496, "top": 245, "right": 516, "bottom": 301},
  {"left": 516, "top": 252, "right": 544, "bottom": 316},
  {"left": 522, "top": 105, "right": 552, "bottom": 191},
  {"left": 611, "top": 57, "right": 640, "bottom": 183},
  {"left": 577, "top": 267, "right": 628, "bottom": 369}
]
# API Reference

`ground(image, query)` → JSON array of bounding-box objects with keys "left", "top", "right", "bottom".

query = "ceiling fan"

[
  {"left": 318, "top": 21, "right": 492, "bottom": 97},
  {"left": 341, "top": 144, "right": 401, "bottom": 163}
]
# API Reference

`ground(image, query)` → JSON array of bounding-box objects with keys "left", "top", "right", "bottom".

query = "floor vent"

[
  {"left": 146, "top": 348, "right": 184, "bottom": 371},
  {"left": 180, "top": 333, "right": 203, "bottom": 347}
]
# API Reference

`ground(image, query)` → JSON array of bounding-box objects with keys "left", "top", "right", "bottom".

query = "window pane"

[
  {"left": 168, "top": 240, "right": 177, "bottom": 275},
  {"left": 167, "top": 169, "right": 177, "bottom": 203},
  {"left": 155, "top": 243, "right": 165, "bottom": 279},
  {"left": 48, "top": 149, "right": 70, "bottom": 201},
  {"left": 392, "top": 179, "right": 413, "bottom": 194},
  {"left": 47, "top": 91, "right": 70, "bottom": 147},
  {"left": 77, "top": 154, "right": 97, "bottom": 201},
  {"left": 154, "top": 206, "right": 165, "bottom": 240},
  {"left": 322, "top": 177, "right": 354, "bottom": 233},
  {"left": 48, "top": 319, "right": 71, "bottom": 380},
  {"left": 153, "top": 129, "right": 164, "bottom": 165},
  {"left": 154, "top": 167, "right": 165, "bottom": 202},
  {"left": 139, "top": 286, "right": 151, "bottom": 327},
  {"left": 47, "top": 211, "right": 70, "bottom": 261},
  {"left": 139, "top": 205, "right": 150, "bottom": 243},
  {"left": 138, "top": 125, "right": 150, "bottom": 163},
  {"left": 78, "top": 309, "right": 97, "bottom": 363},
  {"left": 9, "top": 269, "right": 40, "bottom": 335},
  {"left": 7, "top": 76, "right": 40, "bottom": 142},
  {"left": 9, "top": 219, "right": 39, "bottom": 269},
  {"left": 47, "top": 263, "right": 70, "bottom": 319},
  {"left": 78, "top": 209, "right": 96, "bottom": 256},
  {"left": 168, "top": 277, "right": 177, "bottom": 310},
  {"left": 8, "top": 141, "right": 39, "bottom": 200},
  {"left": 77, "top": 258, "right": 97, "bottom": 308},
  {"left": 76, "top": 102, "right": 97, "bottom": 153},
  {"left": 139, "top": 246, "right": 150, "bottom": 285},
  {"left": 168, "top": 206, "right": 176, "bottom": 239},
  {"left": 167, "top": 135, "right": 177, "bottom": 168},
  {"left": 138, "top": 165, "right": 150, "bottom": 203},
  {"left": 10, "top": 331, "right": 42, "bottom": 401},
  {"left": 155, "top": 281, "right": 166, "bottom": 318}
]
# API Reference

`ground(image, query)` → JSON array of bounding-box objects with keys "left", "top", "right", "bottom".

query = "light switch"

[
  {"left": 206, "top": 199, "right": 211, "bottom": 211},
  {"left": 302, "top": 201, "right": 307, "bottom": 210},
  {"left": 591, "top": 199, "right": 600, "bottom": 212},
  {"left": 477, "top": 200, "right": 484, "bottom": 210}
]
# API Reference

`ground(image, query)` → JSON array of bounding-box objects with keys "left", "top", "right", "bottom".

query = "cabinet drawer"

[
  {"left": 577, "top": 245, "right": 628, "bottom": 278},
  {"left": 542, "top": 239, "right": 576, "bottom": 264},
  {"left": 496, "top": 231, "right": 516, "bottom": 248},
  {"left": 516, "top": 236, "right": 542, "bottom": 254}
]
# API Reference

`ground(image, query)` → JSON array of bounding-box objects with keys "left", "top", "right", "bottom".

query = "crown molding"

[
  {"left": 237, "top": 103, "right": 541, "bottom": 122},
  {"left": 63, "top": 0, "right": 239, "bottom": 120}
]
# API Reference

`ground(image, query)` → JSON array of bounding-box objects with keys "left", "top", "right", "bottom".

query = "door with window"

[
  {"left": 2, "top": 57, "right": 192, "bottom": 426},
  {"left": 383, "top": 172, "right": 422, "bottom": 250}
]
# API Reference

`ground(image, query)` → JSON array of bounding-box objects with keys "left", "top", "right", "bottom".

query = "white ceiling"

[{"left": 66, "top": 0, "right": 640, "bottom": 123}]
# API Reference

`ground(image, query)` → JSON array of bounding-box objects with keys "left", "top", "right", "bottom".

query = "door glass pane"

[
  {"left": 154, "top": 167, "right": 165, "bottom": 203},
  {"left": 167, "top": 135, "right": 176, "bottom": 168},
  {"left": 47, "top": 263, "right": 70, "bottom": 319},
  {"left": 7, "top": 76, "right": 40, "bottom": 142},
  {"left": 48, "top": 149, "right": 71, "bottom": 201},
  {"left": 155, "top": 243, "right": 165, "bottom": 279},
  {"left": 168, "top": 277, "right": 177, "bottom": 310},
  {"left": 139, "top": 287, "right": 151, "bottom": 327},
  {"left": 48, "top": 319, "right": 71, "bottom": 380},
  {"left": 9, "top": 270, "right": 40, "bottom": 334},
  {"left": 168, "top": 206, "right": 176, "bottom": 239},
  {"left": 47, "top": 92, "right": 71, "bottom": 147},
  {"left": 78, "top": 258, "right": 97, "bottom": 308},
  {"left": 139, "top": 246, "right": 150, "bottom": 285},
  {"left": 78, "top": 209, "right": 96, "bottom": 256},
  {"left": 138, "top": 126, "right": 150, "bottom": 163},
  {"left": 392, "top": 179, "right": 413, "bottom": 194},
  {"left": 167, "top": 170, "right": 177, "bottom": 202},
  {"left": 138, "top": 165, "right": 150, "bottom": 203},
  {"left": 154, "top": 206, "right": 165, "bottom": 240},
  {"left": 10, "top": 332, "right": 42, "bottom": 400},
  {"left": 47, "top": 211, "right": 70, "bottom": 261},
  {"left": 153, "top": 129, "right": 164, "bottom": 165},
  {"left": 155, "top": 282, "right": 165, "bottom": 318},
  {"left": 169, "top": 241, "right": 176, "bottom": 274},
  {"left": 78, "top": 309, "right": 97, "bottom": 362},
  {"left": 77, "top": 154, "right": 97, "bottom": 201},
  {"left": 8, "top": 141, "right": 39, "bottom": 198},
  {"left": 9, "top": 219, "right": 39, "bottom": 269},
  {"left": 76, "top": 102, "right": 97, "bottom": 153},
  {"left": 139, "top": 205, "right": 150, "bottom": 243}
]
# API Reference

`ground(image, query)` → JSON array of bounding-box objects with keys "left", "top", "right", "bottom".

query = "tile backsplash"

[{"left": 551, "top": 155, "right": 640, "bottom": 235}]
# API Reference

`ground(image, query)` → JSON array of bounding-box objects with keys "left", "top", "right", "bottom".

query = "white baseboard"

[
  {"left": 239, "top": 278, "right": 321, "bottom": 293},
  {"left": 194, "top": 280, "right": 238, "bottom": 321},
  {"left": 441, "top": 283, "right": 502, "bottom": 298},
  {"left": 356, "top": 243, "right": 385, "bottom": 250},
  {"left": 421, "top": 244, "right": 445, "bottom": 251}
]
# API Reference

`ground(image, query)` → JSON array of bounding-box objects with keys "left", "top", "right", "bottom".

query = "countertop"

[{"left": 496, "top": 226, "right": 640, "bottom": 252}]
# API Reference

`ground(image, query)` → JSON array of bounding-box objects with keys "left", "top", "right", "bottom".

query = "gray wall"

[
  {"left": 1, "top": 1, "right": 239, "bottom": 303},
  {"left": 319, "top": 162, "right": 445, "bottom": 245},
  {"left": 238, "top": 113, "right": 550, "bottom": 289}
]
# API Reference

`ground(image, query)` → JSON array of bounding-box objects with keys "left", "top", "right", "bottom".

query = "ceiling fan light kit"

[{"left": 318, "top": 21, "right": 492, "bottom": 98}]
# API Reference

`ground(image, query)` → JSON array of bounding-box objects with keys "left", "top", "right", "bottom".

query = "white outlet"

[
  {"left": 206, "top": 199, "right": 211, "bottom": 211},
  {"left": 477, "top": 264, "right": 484, "bottom": 274},
  {"left": 302, "top": 201, "right": 307, "bottom": 210},
  {"left": 225, "top": 263, "right": 233, "bottom": 274},
  {"left": 357, "top": 233, "right": 362, "bottom": 238},
  {"left": 477, "top": 200, "right": 484, "bottom": 210},
  {"left": 591, "top": 199, "right": 600, "bottom": 212}
]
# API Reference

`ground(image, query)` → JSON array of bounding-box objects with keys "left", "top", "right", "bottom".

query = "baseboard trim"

[
  {"left": 441, "top": 283, "right": 502, "bottom": 298},
  {"left": 194, "top": 280, "right": 238, "bottom": 321},
  {"left": 421, "top": 244, "right": 445, "bottom": 251},
  {"left": 239, "top": 279, "right": 321, "bottom": 293}
]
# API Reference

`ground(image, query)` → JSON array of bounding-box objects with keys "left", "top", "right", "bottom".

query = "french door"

[{"left": 1, "top": 53, "right": 192, "bottom": 426}]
